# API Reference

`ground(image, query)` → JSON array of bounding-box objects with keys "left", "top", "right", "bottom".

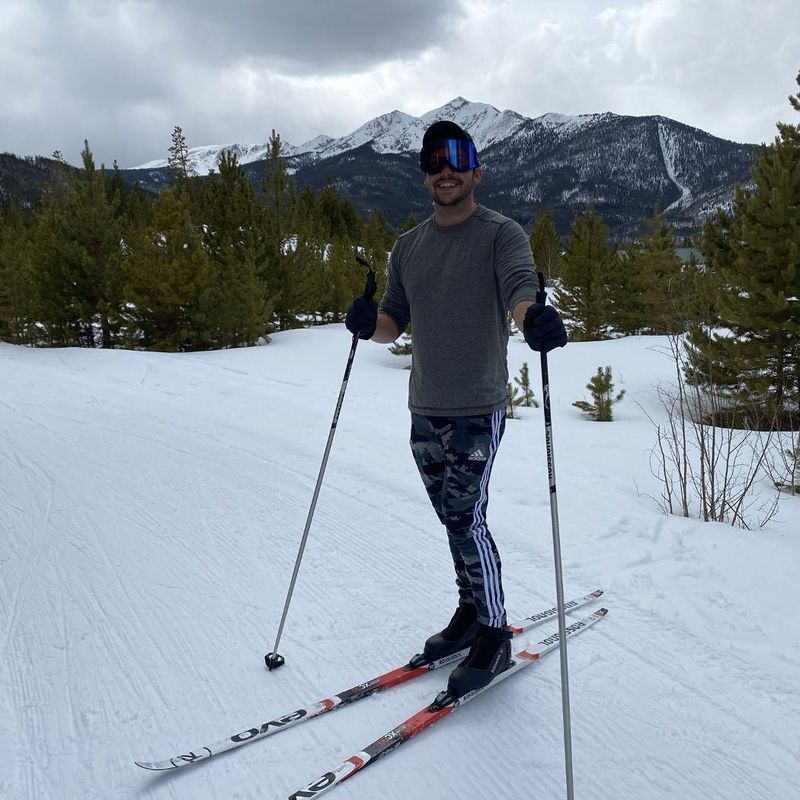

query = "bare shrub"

[{"left": 640, "top": 335, "right": 781, "bottom": 529}]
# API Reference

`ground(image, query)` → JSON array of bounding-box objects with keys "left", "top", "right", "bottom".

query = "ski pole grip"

[
  {"left": 536, "top": 272, "right": 547, "bottom": 306},
  {"left": 356, "top": 254, "right": 377, "bottom": 302}
]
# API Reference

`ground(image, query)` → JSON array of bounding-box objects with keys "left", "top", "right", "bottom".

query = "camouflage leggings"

[{"left": 410, "top": 410, "right": 507, "bottom": 627}]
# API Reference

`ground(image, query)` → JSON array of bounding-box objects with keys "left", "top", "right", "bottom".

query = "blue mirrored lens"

[{"left": 421, "top": 139, "right": 479, "bottom": 173}]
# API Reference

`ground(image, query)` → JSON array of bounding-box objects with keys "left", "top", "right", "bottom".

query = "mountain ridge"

[
  {"left": 119, "top": 97, "right": 755, "bottom": 236},
  {"left": 130, "top": 97, "right": 603, "bottom": 173},
  {"left": 2, "top": 98, "right": 757, "bottom": 236}
]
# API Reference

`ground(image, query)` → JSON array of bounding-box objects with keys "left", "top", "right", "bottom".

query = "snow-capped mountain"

[
  {"left": 130, "top": 98, "right": 534, "bottom": 173},
  {"left": 120, "top": 97, "right": 756, "bottom": 235}
]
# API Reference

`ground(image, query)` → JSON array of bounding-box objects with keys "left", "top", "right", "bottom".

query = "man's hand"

[
  {"left": 345, "top": 296, "right": 378, "bottom": 339},
  {"left": 523, "top": 303, "right": 567, "bottom": 353}
]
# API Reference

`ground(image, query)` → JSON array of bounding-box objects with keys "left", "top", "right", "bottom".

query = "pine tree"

[
  {"left": 513, "top": 362, "right": 539, "bottom": 407},
  {"left": 122, "top": 189, "right": 213, "bottom": 351},
  {"left": 530, "top": 207, "right": 561, "bottom": 281},
  {"left": 261, "top": 130, "right": 302, "bottom": 330},
  {"left": 389, "top": 328, "right": 412, "bottom": 357},
  {"left": 684, "top": 71, "right": 800, "bottom": 425},
  {"left": 168, "top": 126, "right": 195, "bottom": 184},
  {"left": 322, "top": 236, "right": 363, "bottom": 322},
  {"left": 506, "top": 382, "right": 523, "bottom": 419},
  {"left": 402, "top": 212, "right": 418, "bottom": 233},
  {"left": 200, "top": 149, "right": 269, "bottom": 346},
  {"left": 361, "top": 210, "right": 392, "bottom": 297},
  {"left": 614, "top": 213, "right": 683, "bottom": 334},
  {"left": 0, "top": 204, "right": 37, "bottom": 344},
  {"left": 554, "top": 207, "right": 616, "bottom": 340},
  {"left": 32, "top": 141, "right": 123, "bottom": 347},
  {"left": 573, "top": 366, "right": 626, "bottom": 421}
]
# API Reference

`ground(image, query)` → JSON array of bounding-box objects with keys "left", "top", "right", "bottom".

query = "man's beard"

[{"left": 428, "top": 176, "right": 472, "bottom": 207}]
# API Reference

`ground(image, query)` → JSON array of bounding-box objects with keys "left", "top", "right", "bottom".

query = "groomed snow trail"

[{"left": 1, "top": 330, "right": 798, "bottom": 799}]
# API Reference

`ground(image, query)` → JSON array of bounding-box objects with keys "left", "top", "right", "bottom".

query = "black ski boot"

[
  {"left": 422, "top": 603, "right": 479, "bottom": 662},
  {"left": 445, "top": 623, "right": 512, "bottom": 699}
]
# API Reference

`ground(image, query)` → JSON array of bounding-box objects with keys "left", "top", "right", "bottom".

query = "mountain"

[
  {"left": 129, "top": 98, "right": 529, "bottom": 172},
  {"left": 3, "top": 98, "right": 757, "bottom": 236},
  {"left": 0, "top": 152, "right": 78, "bottom": 209},
  {"left": 120, "top": 97, "right": 756, "bottom": 236}
]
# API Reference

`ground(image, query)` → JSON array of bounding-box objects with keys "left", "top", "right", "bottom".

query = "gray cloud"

[
  {"left": 1, "top": 0, "right": 797, "bottom": 168},
  {"left": 160, "top": 0, "right": 462, "bottom": 72}
]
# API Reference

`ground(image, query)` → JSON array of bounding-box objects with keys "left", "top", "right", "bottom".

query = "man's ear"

[{"left": 473, "top": 167, "right": 483, "bottom": 184}]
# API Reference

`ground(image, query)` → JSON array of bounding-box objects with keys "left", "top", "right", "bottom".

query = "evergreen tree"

[
  {"left": 530, "top": 207, "right": 561, "bottom": 281},
  {"left": 513, "top": 362, "right": 539, "bottom": 407},
  {"left": 122, "top": 189, "right": 213, "bottom": 351},
  {"left": 402, "top": 212, "right": 418, "bottom": 233},
  {"left": 361, "top": 210, "right": 392, "bottom": 297},
  {"left": 261, "top": 130, "right": 301, "bottom": 329},
  {"left": 168, "top": 126, "right": 195, "bottom": 184},
  {"left": 389, "top": 330, "right": 412, "bottom": 356},
  {"left": 200, "top": 149, "right": 269, "bottom": 346},
  {"left": 32, "top": 141, "right": 123, "bottom": 347},
  {"left": 506, "top": 382, "right": 523, "bottom": 419},
  {"left": 317, "top": 182, "right": 349, "bottom": 242},
  {"left": 573, "top": 366, "right": 626, "bottom": 421},
  {"left": 685, "top": 72, "right": 800, "bottom": 424},
  {"left": 554, "top": 207, "right": 616, "bottom": 340},
  {"left": 0, "top": 204, "right": 37, "bottom": 344},
  {"left": 614, "top": 213, "right": 683, "bottom": 334},
  {"left": 322, "top": 236, "right": 363, "bottom": 322}
]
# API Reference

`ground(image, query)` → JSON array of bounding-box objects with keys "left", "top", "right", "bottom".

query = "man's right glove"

[
  {"left": 345, "top": 296, "right": 378, "bottom": 339},
  {"left": 523, "top": 303, "right": 568, "bottom": 352}
]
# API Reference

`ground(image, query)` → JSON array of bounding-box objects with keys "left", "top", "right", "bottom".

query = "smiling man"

[{"left": 344, "top": 119, "right": 568, "bottom": 700}]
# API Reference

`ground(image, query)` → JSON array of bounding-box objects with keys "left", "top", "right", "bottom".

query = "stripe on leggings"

[{"left": 469, "top": 408, "right": 504, "bottom": 626}]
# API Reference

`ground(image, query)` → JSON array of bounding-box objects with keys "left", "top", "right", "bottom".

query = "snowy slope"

[{"left": 1, "top": 331, "right": 799, "bottom": 800}]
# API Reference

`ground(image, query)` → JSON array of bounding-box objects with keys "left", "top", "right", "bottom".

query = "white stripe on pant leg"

[{"left": 469, "top": 409, "right": 505, "bottom": 626}]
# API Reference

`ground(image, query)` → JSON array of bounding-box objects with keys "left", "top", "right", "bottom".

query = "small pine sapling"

[
  {"left": 389, "top": 328, "right": 412, "bottom": 368},
  {"left": 514, "top": 362, "right": 539, "bottom": 407},
  {"left": 573, "top": 365, "right": 625, "bottom": 421},
  {"left": 506, "top": 382, "right": 523, "bottom": 419},
  {"left": 389, "top": 332, "right": 412, "bottom": 356}
]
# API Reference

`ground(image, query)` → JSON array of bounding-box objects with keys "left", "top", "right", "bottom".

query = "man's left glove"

[
  {"left": 345, "top": 296, "right": 378, "bottom": 339},
  {"left": 523, "top": 303, "right": 568, "bottom": 353}
]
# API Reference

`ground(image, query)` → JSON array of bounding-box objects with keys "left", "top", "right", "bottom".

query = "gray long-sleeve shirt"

[{"left": 379, "top": 205, "right": 539, "bottom": 416}]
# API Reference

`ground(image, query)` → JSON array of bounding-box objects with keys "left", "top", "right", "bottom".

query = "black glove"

[
  {"left": 523, "top": 303, "right": 567, "bottom": 352},
  {"left": 345, "top": 296, "right": 378, "bottom": 339}
]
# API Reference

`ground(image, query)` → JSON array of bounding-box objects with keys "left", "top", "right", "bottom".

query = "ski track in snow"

[{"left": 1, "top": 333, "right": 799, "bottom": 799}]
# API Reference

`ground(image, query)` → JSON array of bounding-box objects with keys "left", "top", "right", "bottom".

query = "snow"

[
  {"left": 534, "top": 112, "right": 605, "bottom": 136},
  {"left": 658, "top": 123, "right": 694, "bottom": 212},
  {"left": 128, "top": 98, "right": 534, "bottom": 174},
  {"left": 1, "top": 330, "right": 799, "bottom": 799}
]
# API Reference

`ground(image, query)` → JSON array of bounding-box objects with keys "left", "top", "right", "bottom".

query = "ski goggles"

[{"left": 419, "top": 138, "right": 480, "bottom": 174}]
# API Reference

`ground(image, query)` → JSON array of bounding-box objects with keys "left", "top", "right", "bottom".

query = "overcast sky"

[{"left": 2, "top": 0, "right": 798, "bottom": 167}]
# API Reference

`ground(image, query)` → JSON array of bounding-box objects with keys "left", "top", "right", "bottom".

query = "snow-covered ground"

[{"left": 1, "top": 328, "right": 798, "bottom": 799}]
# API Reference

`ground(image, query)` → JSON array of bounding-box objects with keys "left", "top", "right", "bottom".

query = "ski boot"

[{"left": 407, "top": 603, "right": 479, "bottom": 668}]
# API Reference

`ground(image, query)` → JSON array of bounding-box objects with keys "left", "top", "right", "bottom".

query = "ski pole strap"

[
  {"left": 356, "top": 254, "right": 378, "bottom": 301},
  {"left": 536, "top": 271, "right": 547, "bottom": 306}
]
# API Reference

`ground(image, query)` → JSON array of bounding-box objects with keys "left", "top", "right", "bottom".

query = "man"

[{"left": 345, "top": 120, "right": 567, "bottom": 699}]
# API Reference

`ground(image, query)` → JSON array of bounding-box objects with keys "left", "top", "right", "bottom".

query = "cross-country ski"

[
  {"left": 135, "top": 590, "right": 603, "bottom": 771},
  {"left": 288, "top": 609, "right": 608, "bottom": 799}
]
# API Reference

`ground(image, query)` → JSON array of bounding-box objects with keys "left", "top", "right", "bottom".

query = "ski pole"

[
  {"left": 535, "top": 272, "right": 575, "bottom": 799},
  {"left": 265, "top": 255, "right": 377, "bottom": 670}
]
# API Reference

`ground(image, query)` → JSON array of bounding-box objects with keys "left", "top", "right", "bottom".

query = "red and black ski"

[{"left": 134, "top": 590, "right": 603, "bottom": 771}]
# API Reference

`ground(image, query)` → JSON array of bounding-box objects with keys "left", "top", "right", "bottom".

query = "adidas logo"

[{"left": 468, "top": 448, "right": 488, "bottom": 461}]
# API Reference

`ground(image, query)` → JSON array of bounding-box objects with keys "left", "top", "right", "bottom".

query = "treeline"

[
  {"left": 0, "top": 130, "right": 396, "bottom": 351},
  {"left": 2, "top": 74, "right": 799, "bottom": 427}
]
